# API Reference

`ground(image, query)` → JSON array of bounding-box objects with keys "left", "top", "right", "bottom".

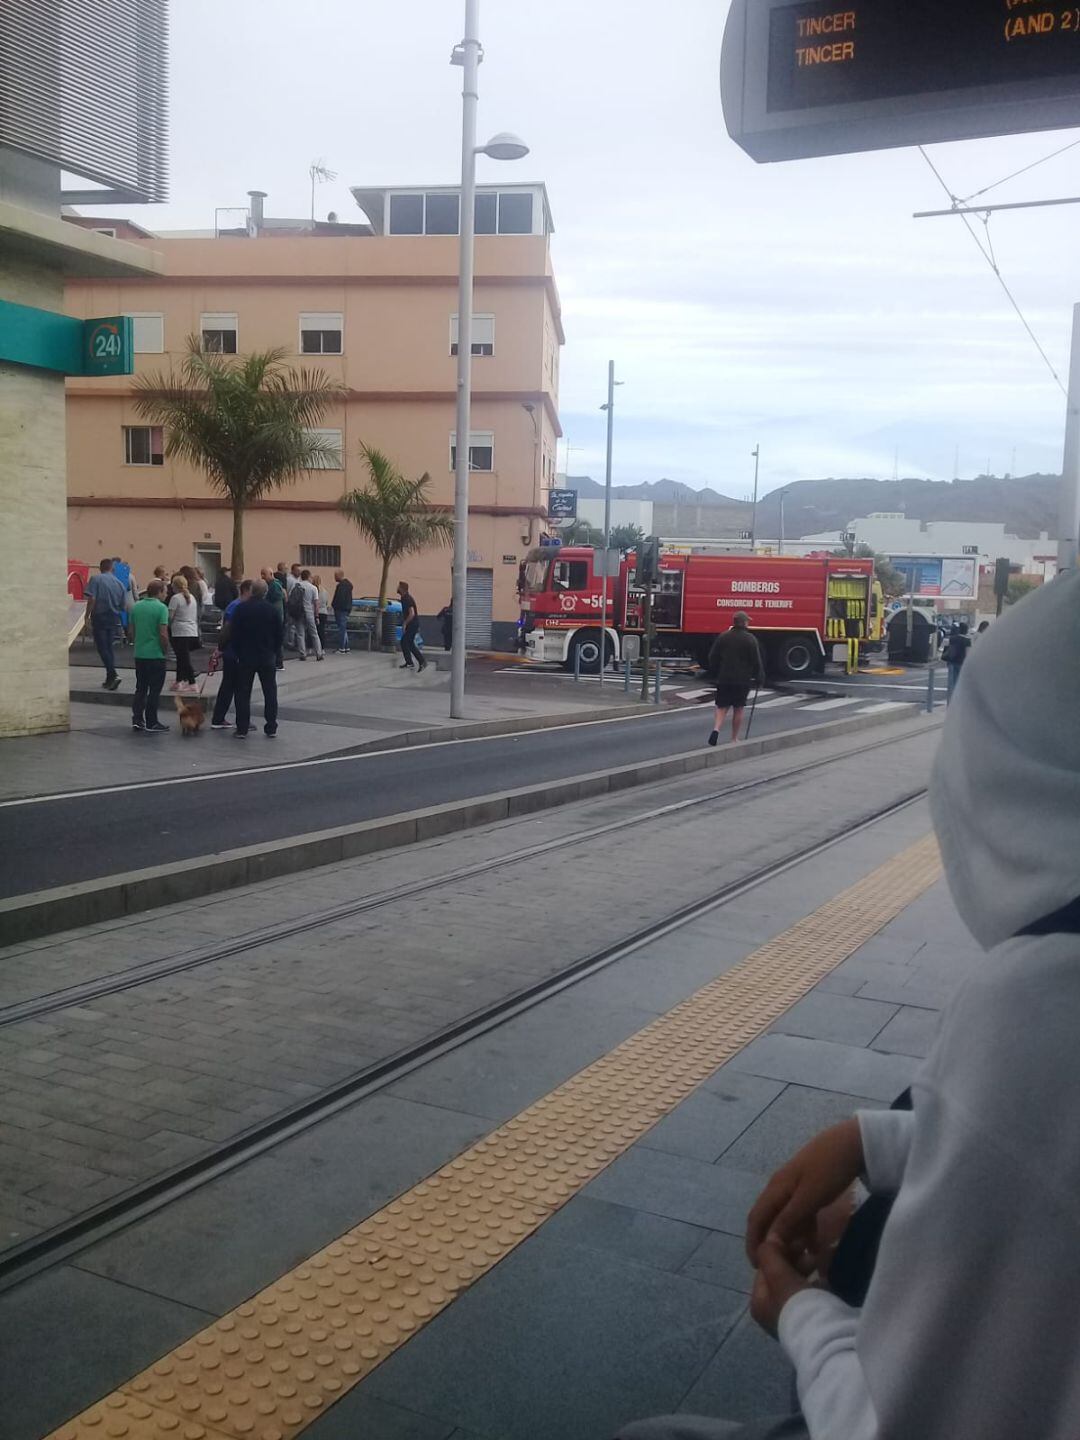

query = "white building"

[
  {"left": 575, "top": 498, "right": 653, "bottom": 533},
  {"left": 799, "top": 514, "right": 1057, "bottom": 580}
]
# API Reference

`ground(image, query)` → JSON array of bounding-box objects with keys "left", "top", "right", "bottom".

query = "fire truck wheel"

[
  {"left": 567, "top": 630, "right": 613, "bottom": 675},
  {"left": 775, "top": 635, "right": 817, "bottom": 679}
]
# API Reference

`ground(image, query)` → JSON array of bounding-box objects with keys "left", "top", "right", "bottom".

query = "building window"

[
  {"left": 388, "top": 193, "right": 424, "bottom": 234},
  {"left": 449, "top": 313, "right": 494, "bottom": 357},
  {"left": 93, "top": 226, "right": 117, "bottom": 238},
  {"left": 498, "top": 192, "right": 533, "bottom": 234},
  {"left": 425, "top": 193, "right": 460, "bottom": 235},
  {"left": 475, "top": 193, "right": 497, "bottom": 235},
  {"left": 201, "top": 313, "right": 237, "bottom": 353},
  {"left": 387, "top": 189, "right": 535, "bottom": 237},
  {"left": 124, "top": 425, "right": 164, "bottom": 466},
  {"left": 125, "top": 313, "right": 163, "bottom": 354},
  {"left": 300, "top": 312, "right": 343, "bottom": 354},
  {"left": 303, "top": 427, "right": 344, "bottom": 469},
  {"left": 299, "top": 544, "right": 341, "bottom": 568},
  {"left": 450, "top": 431, "right": 494, "bottom": 472}
]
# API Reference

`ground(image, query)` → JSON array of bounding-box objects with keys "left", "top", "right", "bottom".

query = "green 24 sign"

[{"left": 82, "top": 316, "right": 134, "bottom": 376}]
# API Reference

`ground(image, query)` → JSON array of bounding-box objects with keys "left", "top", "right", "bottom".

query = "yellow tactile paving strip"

[{"left": 47, "top": 833, "right": 942, "bottom": 1440}]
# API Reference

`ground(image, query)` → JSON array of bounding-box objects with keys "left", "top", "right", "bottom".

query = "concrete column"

[{"left": 0, "top": 255, "right": 70, "bottom": 735}]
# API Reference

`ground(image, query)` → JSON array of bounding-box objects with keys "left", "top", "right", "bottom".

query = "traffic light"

[
  {"left": 635, "top": 536, "right": 661, "bottom": 585},
  {"left": 993, "top": 557, "right": 1011, "bottom": 598}
]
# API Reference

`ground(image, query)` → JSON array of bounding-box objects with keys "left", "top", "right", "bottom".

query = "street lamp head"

[{"left": 479, "top": 131, "right": 529, "bottom": 161}]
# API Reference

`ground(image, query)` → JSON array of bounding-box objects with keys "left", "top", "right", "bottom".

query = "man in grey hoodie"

[{"left": 618, "top": 566, "right": 1080, "bottom": 1439}]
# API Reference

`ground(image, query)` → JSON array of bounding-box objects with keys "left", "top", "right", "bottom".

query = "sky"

[{"left": 91, "top": 0, "right": 1080, "bottom": 497}]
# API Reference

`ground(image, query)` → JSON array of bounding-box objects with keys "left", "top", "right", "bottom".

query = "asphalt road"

[{"left": 0, "top": 695, "right": 909, "bottom": 899}]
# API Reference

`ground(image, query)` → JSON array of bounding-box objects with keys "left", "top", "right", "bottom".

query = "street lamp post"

[
  {"left": 450, "top": 0, "right": 528, "bottom": 718},
  {"left": 598, "top": 360, "right": 621, "bottom": 685},
  {"left": 778, "top": 488, "right": 787, "bottom": 554},
  {"left": 750, "top": 444, "right": 760, "bottom": 552}
]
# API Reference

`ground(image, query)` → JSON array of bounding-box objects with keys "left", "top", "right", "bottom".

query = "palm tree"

[
  {"left": 340, "top": 446, "right": 455, "bottom": 642},
  {"left": 133, "top": 339, "right": 345, "bottom": 577}
]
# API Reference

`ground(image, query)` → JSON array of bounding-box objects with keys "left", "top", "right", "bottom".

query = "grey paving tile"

[
  {"left": 365, "top": 1236, "right": 745, "bottom": 1440},
  {"left": 387, "top": 993, "right": 657, "bottom": 1123},
  {"left": 306, "top": 1392, "right": 456, "bottom": 1440},
  {"left": 726, "top": 1033, "right": 917, "bottom": 1102},
  {"left": 853, "top": 975, "right": 958, "bottom": 1010},
  {"left": 641, "top": 1072, "right": 785, "bottom": 1164},
  {"left": 76, "top": 1095, "right": 490, "bottom": 1314},
  {"left": 678, "top": 1314, "right": 795, "bottom": 1424},
  {"left": 571, "top": 935, "right": 757, "bottom": 1016},
  {"left": 680, "top": 1230, "right": 754, "bottom": 1294},
  {"left": 0, "top": 1265, "right": 211, "bottom": 1440},
  {"left": 584, "top": 1145, "right": 762, "bottom": 1235},
  {"left": 871, "top": 1004, "right": 941, "bottom": 1058},
  {"left": 717, "top": 1084, "right": 882, "bottom": 1176},
  {"left": 539, "top": 1196, "right": 709, "bottom": 1273},
  {"left": 769, "top": 991, "right": 897, "bottom": 1046}
]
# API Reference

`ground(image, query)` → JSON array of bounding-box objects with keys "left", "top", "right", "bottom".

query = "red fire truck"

[{"left": 520, "top": 544, "right": 876, "bottom": 678}]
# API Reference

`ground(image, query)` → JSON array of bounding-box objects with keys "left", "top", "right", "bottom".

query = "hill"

[
  {"left": 754, "top": 474, "right": 1059, "bottom": 540},
  {"left": 568, "top": 476, "right": 745, "bottom": 506},
  {"left": 565, "top": 473, "right": 1059, "bottom": 539}
]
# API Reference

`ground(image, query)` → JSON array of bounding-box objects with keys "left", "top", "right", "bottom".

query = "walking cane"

[{"left": 743, "top": 683, "right": 761, "bottom": 740}]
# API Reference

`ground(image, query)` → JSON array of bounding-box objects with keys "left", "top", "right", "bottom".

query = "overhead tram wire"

[
  {"left": 917, "top": 145, "right": 1068, "bottom": 398},
  {"left": 959, "top": 135, "right": 1080, "bottom": 205}
]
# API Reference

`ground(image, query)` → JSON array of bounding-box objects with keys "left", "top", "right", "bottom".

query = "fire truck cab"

[{"left": 520, "top": 544, "right": 875, "bottom": 679}]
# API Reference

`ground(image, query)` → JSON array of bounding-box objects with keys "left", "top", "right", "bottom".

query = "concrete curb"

[
  {"left": 0, "top": 706, "right": 931, "bottom": 946},
  {"left": 65, "top": 693, "right": 653, "bottom": 755}
]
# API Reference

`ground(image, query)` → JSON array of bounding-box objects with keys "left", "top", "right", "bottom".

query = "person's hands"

[
  {"left": 750, "top": 1235, "right": 811, "bottom": 1338},
  {"left": 746, "top": 1118, "right": 864, "bottom": 1267}
]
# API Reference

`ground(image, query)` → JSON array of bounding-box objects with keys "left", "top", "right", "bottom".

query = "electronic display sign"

[{"left": 722, "top": 0, "right": 1080, "bottom": 160}]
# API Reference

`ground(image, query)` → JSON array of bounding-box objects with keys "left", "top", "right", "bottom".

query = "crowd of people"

[{"left": 82, "top": 556, "right": 441, "bottom": 737}]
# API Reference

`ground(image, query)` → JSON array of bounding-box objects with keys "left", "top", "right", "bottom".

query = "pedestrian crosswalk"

[{"left": 498, "top": 666, "right": 937, "bottom": 717}]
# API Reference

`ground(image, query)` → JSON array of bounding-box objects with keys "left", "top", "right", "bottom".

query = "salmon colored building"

[{"left": 63, "top": 183, "right": 563, "bottom": 647}]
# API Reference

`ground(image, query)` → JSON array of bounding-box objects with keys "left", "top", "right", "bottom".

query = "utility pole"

[
  {"left": 778, "top": 489, "right": 787, "bottom": 554},
  {"left": 449, "top": 0, "right": 480, "bottom": 720},
  {"left": 598, "top": 361, "right": 619, "bottom": 684},
  {"left": 1059, "top": 301, "right": 1080, "bottom": 574},
  {"left": 750, "top": 445, "right": 760, "bottom": 552},
  {"left": 448, "top": 3, "right": 528, "bottom": 717}
]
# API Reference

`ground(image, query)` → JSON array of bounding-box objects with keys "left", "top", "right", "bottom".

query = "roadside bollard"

[
  {"left": 653, "top": 661, "right": 662, "bottom": 704},
  {"left": 624, "top": 656, "right": 631, "bottom": 694},
  {"left": 573, "top": 645, "right": 581, "bottom": 682},
  {"left": 926, "top": 665, "right": 936, "bottom": 712}
]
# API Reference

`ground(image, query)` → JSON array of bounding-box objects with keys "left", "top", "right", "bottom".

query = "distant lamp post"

[
  {"left": 778, "top": 488, "right": 788, "bottom": 554},
  {"left": 450, "top": 1, "right": 529, "bottom": 719},
  {"left": 522, "top": 401, "right": 540, "bottom": 544},
  {"left": 750, "top": 445, "right": 760, "bottom": 552},
  {"left": 598, "top": 361, "right": 624, "bottom": 684}
]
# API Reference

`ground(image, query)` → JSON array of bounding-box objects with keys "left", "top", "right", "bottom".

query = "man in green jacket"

[{"left": 128, "top": 579, "right": 171, "bottom": 733}]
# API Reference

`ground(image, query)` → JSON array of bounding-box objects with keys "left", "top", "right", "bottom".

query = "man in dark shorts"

[{"left": 706, "top": 611, "right": 765, "bottom": 746}]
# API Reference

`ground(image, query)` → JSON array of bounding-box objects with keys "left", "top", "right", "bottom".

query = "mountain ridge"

[{"left": 564, "top": 473, "right": 1059, "bottom": 539}]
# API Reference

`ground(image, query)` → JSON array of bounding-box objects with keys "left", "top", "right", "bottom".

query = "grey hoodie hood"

[{"left": 930, "top": 567, "right": 1080, "bottom": 949}]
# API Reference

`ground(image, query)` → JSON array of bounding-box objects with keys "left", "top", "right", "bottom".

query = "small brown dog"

[{"left": 175, "top": 694, "right": 206, "bottom": 737}]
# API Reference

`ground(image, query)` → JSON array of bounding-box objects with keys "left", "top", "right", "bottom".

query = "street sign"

[
  {"left": 83, "top": 316, "right": 134, "bottom": 377},
  {"left": 547, "top": 488, "right": 578, "bottom": 520},
  {"left": 0, "top": 300, "right": 134, "bottom": 376},
  {"left": 721, "top": 0, "right": 1080, "bottom": 161}
]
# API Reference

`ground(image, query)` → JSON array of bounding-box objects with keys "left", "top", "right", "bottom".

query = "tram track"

[
  {"left": 0, "top": 723, "right": 939, "bottom": 1030},
  {"left": 0, "top": 758, "right": 933, "bottom": 1292}
]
